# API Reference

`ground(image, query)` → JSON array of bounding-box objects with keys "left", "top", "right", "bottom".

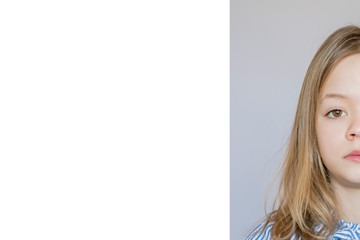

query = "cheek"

[{"left": 316, "top": 121, "right": 344, "bottom": 160}]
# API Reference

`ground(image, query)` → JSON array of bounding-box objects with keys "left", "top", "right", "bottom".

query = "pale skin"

[{"left": 316, "top": 53, "right": 360, "bottom": 224}]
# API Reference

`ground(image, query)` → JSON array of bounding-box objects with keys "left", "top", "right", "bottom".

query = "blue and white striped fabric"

[
  {"left": 245, "top": 221, "right": 297, "bottom": 240},
  {"left": 331, "top": 220, "right": 360, "bottom": 240},
  {"left": 245, "top": 219, "right": 360, "bottom": 240}
]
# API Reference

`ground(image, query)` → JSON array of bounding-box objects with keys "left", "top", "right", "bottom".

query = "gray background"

[{"left": 230, "top": 1, "right": 360, "bottom": 239}]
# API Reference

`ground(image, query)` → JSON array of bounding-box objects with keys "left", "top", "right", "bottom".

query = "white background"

[{"left": 0, "top": 1, "right": 229, "bottom": 239}]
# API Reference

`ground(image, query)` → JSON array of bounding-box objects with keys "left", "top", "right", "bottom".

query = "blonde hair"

[{"left": 264, "top": 25, "right": 360, "bottom": 240}]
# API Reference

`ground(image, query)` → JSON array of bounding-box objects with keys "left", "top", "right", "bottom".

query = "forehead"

[{"left": 320, "top": 53, "right": 360, "bottom": 96}]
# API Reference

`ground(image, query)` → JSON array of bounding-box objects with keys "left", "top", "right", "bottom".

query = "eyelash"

[{"left": 326, "top": 109, "right": 347, "bottom": 119}]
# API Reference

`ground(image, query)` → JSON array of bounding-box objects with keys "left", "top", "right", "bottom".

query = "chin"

[{"left": 338, "top": 177, "right": 360, "bottom": 188}]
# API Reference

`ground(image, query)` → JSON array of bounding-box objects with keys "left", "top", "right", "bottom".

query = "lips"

[{"left": 345, "top": 150, "right": 360, "bottom": 162}]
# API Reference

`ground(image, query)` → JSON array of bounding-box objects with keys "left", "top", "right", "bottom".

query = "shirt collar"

[{"left": 330, "top": 220, "right": 360, "bottom": 240}]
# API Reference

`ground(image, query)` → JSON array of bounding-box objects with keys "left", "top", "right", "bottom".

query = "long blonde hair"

[{"left": 265, "top": 25, "right": 360, "bottom": 240}]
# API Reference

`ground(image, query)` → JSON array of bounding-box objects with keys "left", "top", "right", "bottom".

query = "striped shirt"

[{"left": 245, "top": 219, "right": 360, "bottom": 240}]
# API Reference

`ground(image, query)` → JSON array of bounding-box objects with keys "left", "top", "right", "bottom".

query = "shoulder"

[
  {"left": 245, "top": 221, "right": 299, "bottom": 240},
  {"left": 245, "top": 221, "right": 274, "bottom": 240}
]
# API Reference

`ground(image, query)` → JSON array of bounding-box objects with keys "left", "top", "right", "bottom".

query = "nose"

[{"left": 346, "top": 115, "right": 360, "bottom": 140}]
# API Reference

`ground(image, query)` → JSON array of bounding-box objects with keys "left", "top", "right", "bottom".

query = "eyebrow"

[{"left": 320, "top": 93, "right": 348, "bottom": 104}]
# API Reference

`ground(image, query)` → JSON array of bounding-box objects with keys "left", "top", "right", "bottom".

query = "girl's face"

[{"left": 316, "top": 53, "right": 360, "bottom": 188}]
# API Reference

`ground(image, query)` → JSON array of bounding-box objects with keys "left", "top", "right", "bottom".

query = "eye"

[{"left": 326, "top": 109, "right": 347, "bottom": 119}]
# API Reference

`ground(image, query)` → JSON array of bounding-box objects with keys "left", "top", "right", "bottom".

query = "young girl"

[{"left": 246, "top": 25, "right": 360, "bottom": 240}]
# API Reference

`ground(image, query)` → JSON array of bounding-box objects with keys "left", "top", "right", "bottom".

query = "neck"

[{"left": 332, "top": 180, "right": 360, "bottom": 224}]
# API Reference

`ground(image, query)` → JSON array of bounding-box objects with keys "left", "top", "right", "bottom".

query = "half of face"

[{"left": 316, "top": 53, "right": 360, "bottom": 189}]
